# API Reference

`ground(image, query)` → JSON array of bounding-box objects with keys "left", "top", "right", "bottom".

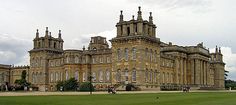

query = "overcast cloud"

[{"left": 0, "top": 0, "right": 235, "bottom": 80}]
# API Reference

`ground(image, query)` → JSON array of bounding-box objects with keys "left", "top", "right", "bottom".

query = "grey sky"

[{"left": 0, "top": 0, "right": 235, "bottom": 80}]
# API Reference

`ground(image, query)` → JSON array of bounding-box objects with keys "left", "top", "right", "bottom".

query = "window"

[
  {"left": 124, "top": 48, "right": 128, "bottom": 61},
  {"left": 35, "top": 72, "right": 38, "bottom": 83},
  {"left": 100, "top": 56, "right": 103, "bottom": 63},
  {"left": 117, "top": 49, "right": 121, "bottom": 61},
  {"left": 92, "top": 72, "right": 96, "bottom": 82},
  {"left": 32, "top": 73, "right": 35, "bottom": 83},
  {"left": 54, "top": 42, "right": 56, "bottom": 48},
  {"left": 66, "top": 70, "right": 68, "bottom": 80},
  {"left": 154, "top": 71, "right": 157, "bottom": 83},
  {"left": 124, "top": 69, "right": 128, "bottom": 81},
  {"left": 154, "top": 50, "right": 157, "bottom": 62},
  {"left": 163, "top": 72, "right": 165, "bottom": 83},
  {"left": 132, "top": 47, "right": 136, "bottom": 60},
  {"left": 56, "top": 72, "right": 59, "bottom": 81},
  {"left": 107, "top": 56, "right": 110, "bottom": 63},
  {"left": 50, "top": 72, "right": 54, "bottom": 82},
  {"left": 75, "top": 71, "right": 79, "bottom": 80},
  {"left": 150, "top": 49, "right": 153, "bottom": 62},
  {"left": 145, "top": 70, "right": 148, "bottom": 82},
  {"left": 150, "top": 70, "right": 153, "bottom": 82},
  {"left": 60, "top": 72, "right": 63, "bottom": 81},
  {"left": 106, "top": 70, "right": 110, "bottom": 81},
  {"left": 92, "top": 38, "right": 94, "bottom": 43},
  {"left": 132, "top": 69, "right": 136, "bottom": 81},
  {"left": 75, "top": 56, "right": 79, "bottom": 63},
  {"left": 66, "top": 56, "right": 69, "bottom": 63},
  {"left": 83, "top": 72, "right": 86, "bottom": 82},
  {"left": 116, "top": 70, "right": 121, "bottom": 82},
  {"left": 92, "top": 56, "right": 96, "bottom": 64},
  {"left": 145, "top": 48, "right": 148, "bottom": 60},
  {"left": 99, "top": 70, "right": 103, "bottom": 82}
]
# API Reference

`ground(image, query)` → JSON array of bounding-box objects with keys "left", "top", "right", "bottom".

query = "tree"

[
  {"left": 56, "top": 78, "right": 78, "bottom": 91},
  {"left": 225, "top": 70, "right": 229, "bottom": 79},
  {"left": 21, "top": 70, "right": 27, "bottom": 80},
  {"left": 14, "top": 70, "right": 30, "bottom": 87}
]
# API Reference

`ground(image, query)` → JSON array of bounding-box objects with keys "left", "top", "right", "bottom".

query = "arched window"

[
  {"left": 132, "top": 68, "right": 136, "bottom": 82},
  {"left": 132, "top": 47, "right": 136, "bottom": 60},
  {"left": 99, "top": 70, "right": 103, "bottom": 82},
  {"left": 116, "top": 70, "right": 121, "bottom": 82},
  {"left": 117, "top": 49, "right": 121, "bottom": 61},
  {"left": 124, "top": 48, "right": 128, "bottom": 61},
  {"left": 75, "top": 71, "right": 79, "bottom": 80},
  {"left": 75, "top": 56, "right": 79, "bottom": 63},
  {"left": 56, "top": 72, "right": 59, "bottom": 81},
  {"left": 106, "top": 70, "right": 110, "bottom": 81}
]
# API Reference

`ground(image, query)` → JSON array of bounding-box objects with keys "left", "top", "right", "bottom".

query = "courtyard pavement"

[{"left": 0, "top": 90, "right": 235, "bottom": 96}]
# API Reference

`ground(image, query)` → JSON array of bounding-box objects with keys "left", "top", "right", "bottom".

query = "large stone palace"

[{"left": 0, "top": 7, "right": 225, "bottom": 91}]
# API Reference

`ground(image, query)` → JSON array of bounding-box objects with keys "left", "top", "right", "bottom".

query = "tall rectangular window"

[{"left": 125, "top": 48, "right": 128, "bottom": 61}]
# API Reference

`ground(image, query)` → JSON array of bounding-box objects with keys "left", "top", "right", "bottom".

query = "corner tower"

[
  {"left": 29, "top": 27, "right": 64, "bottom": 91},
  {"left": 210, "top": 46, "right": 225, "bottom": 89},
  {"left": 110, "top": 7, "right": 161, "bottom": 90}
]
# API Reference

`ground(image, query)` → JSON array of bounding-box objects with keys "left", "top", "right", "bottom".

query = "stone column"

[
  {"left": 175, "top": 59, "right": 179, "bottom": 84},
  {"left": 184, "top": 59, "right": 187, "bottom": 85},
  {"left": 130, "top": 23, "right": 134, "bottom": 35},
  {"left": 144, "top": 24, "right": 148, "bottom": 35},
  {"left": 117, "top": 25, "right": 122, "bottom": 37},
  {"left": 148, "top": 25, "right": 153, "bottom": 36},
  {"left": 191, "top": 60, "right": 195, "bottom": 84},
  {"left": 122, "top": 25, "right": 127, "bottom": 36},
  {"left": 137, "top": 22, "right": 143, "bottom": 35},
  {"left": 195, "top": 59, "right": 200, "bottom": 85}
]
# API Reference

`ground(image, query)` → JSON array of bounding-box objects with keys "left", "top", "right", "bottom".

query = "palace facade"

[{"left": 0, "top": 7, "right": 225, "bottom": 91}]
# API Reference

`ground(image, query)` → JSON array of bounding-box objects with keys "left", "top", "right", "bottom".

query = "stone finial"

[
  {"left": 149, "top": 12, "right": 153, "bottom": 23},
  {"left": 215, "top": 45, "right": 218, "bottom": 53},
  {"left": 219, "top": 47, "right": 221, "bottom": 54},
  {"left": 83, "top": 45, "right": 85, "bottom": 51},
  {"left": 137, "top": 6, "right": 142, "bottom": 21},
  {"left": 119, "top": 10, "right": 123, "bottom": 22},
  {"left": 58, "top": 30, "right": 61, "bottom": 39},
  {"left": 45, "top": 27, "right": 49, "bottom": 37},
  {"left": 49, "top": 32, "right": 51, "bottom": 37},
  {"left": 36, "top": 29, "right": 39, "bottom": 38}
]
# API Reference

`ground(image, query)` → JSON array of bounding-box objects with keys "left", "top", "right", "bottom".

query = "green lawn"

[{"left": 0, "top": 92, "right": 235, "bottom": 105}]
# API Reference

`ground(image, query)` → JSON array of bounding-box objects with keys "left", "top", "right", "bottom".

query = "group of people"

[
  {"left": 107, "top": 86, "right": 116, "bottom": 94},
  {"left": 183, "top": 86, "right": 191, "bottom": 92}
]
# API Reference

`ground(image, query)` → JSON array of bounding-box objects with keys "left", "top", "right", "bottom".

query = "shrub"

[{"left": 79, "top": 82, "right": 94, "bottom": 91}]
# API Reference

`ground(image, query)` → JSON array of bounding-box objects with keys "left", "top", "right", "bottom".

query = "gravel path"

[{"left": 0, "top": 90, "right": 235, "bottom": 96}]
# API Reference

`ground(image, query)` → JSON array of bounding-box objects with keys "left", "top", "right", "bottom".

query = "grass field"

[{"left": 0, "top": 92, "right": 235, "bottom": 105}]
